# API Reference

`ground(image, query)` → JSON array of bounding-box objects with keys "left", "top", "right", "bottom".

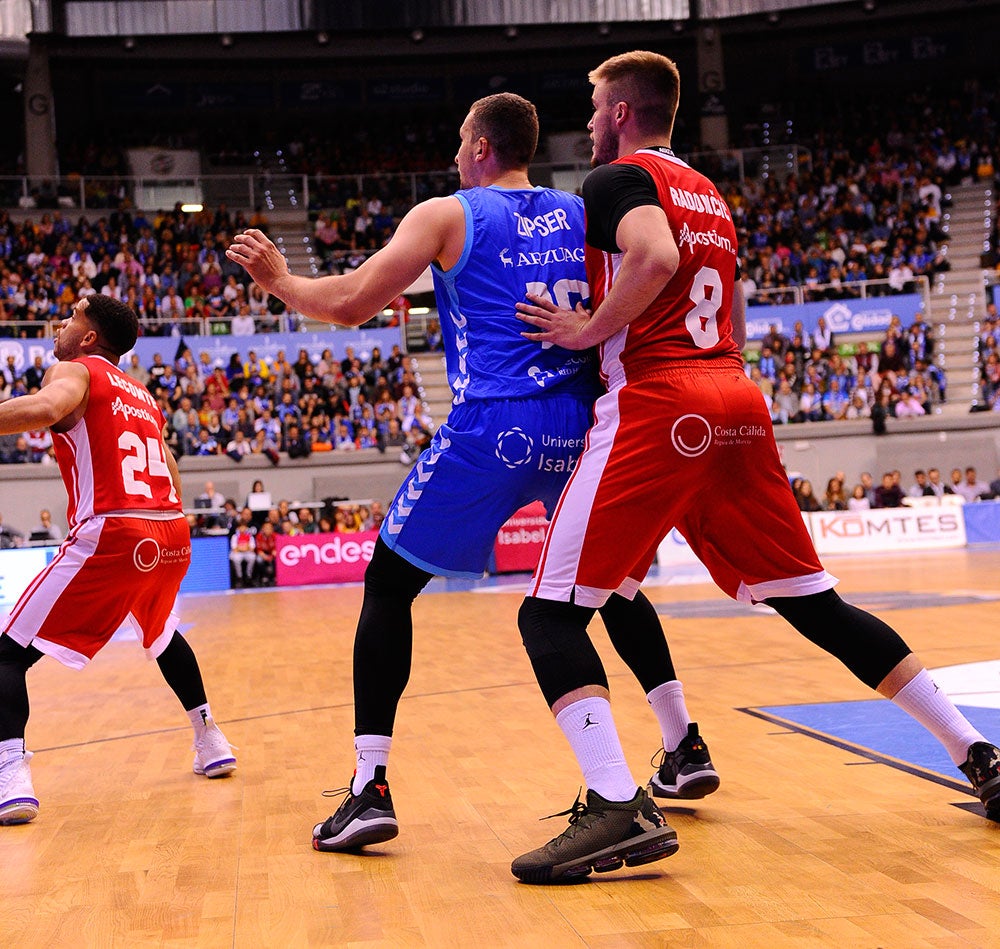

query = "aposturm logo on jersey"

[
  {"left": 495, "top": 427, "right": 534, "bottom": 468},
  {"left": 676, "top": 222, "right": 734, "bottom": 256}
]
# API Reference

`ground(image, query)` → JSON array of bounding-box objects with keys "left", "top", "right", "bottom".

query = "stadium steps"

[
  {"left": 932, "top": 181, "right": 993, "bottom": 410},
  {"left": 266, "top": 214, "right": 322, "bottom": 279},
  {"left": 200, "top": 165, "right": 261, "bottom": 212},
  {"left": 407, "top": 353, "right": 451, "bottom": 426}
]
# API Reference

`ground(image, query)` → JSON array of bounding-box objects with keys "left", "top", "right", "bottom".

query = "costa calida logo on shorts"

[
  {"left": 670, "top": 414, "right": 712, "bottom": 458},
  {"left": 495, "top": 427, "right": 534, "bottom": 468},
  {"left": 133, "top": 537, "right": 161, "bottom": 572}
]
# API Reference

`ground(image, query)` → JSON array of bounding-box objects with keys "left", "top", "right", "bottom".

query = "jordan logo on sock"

[
  {"left": 358, "top": 751, "right": 366, "bottom": 761},
  {"left": 200, "top": 710, "right": 208, "bottom": 726},
  {"left": 582, "top": 713, "right": 599, "bottom": 729}
]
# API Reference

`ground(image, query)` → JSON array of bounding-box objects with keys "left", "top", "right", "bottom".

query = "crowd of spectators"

[
  {"left": 724, "top": 83, "right": 1000, "bottom": 305},
  {"left": 146, "top": 342, "right": 435, "bottom": 464},
  {"left": 746, "top": 309, "right": 944, "bottom": 428},
  {"left": 0, "top": 202, "right": 289, "bottom": 337},
  {"left": 0, "top": 334, "right": 436, "bottom": 465},
  {"left": 790, "top": 464, "right": 1000, "bottom": 514},
  {"left": 732, "top": 144, "right": 951, "bottom": 306},
  {"left": 977, "top": 301, "right": 1000, "bottom": 410}
]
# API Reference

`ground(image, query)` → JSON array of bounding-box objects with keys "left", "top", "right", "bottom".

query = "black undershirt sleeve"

[
  {"left": 582, "top": 163, "right": 660, "bottom": 253},
  {"left": 584, "top": 161, "right": 742, "bottom": 283}
]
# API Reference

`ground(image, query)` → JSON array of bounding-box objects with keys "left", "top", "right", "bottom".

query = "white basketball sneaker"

[
  {"left": 192, "top": 720, "right": 237, "bottom": 778},
  {"left": 0, "top": 750, "right": 39, "bottom": 825}
]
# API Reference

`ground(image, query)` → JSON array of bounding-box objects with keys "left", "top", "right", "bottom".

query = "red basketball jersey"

[
  {"left": 586, "top": 149, "right": 741, "bottom": 389},
  {"left": 53, "top": 355, "right": 181, "bottom": 527}
]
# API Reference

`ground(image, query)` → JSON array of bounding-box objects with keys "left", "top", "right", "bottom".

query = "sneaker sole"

[
  {"left": 512, "top": 827, "right": 679, "bottom": 884},
  {"left": 984, "top": 787, "right": 1000, "bottom": 822},
  {"left": 0, "top": 799, "right": 39, "bottom": 825},
  {"left": 194, "top": 758, "right": 237, "bottom": 778},
  {"left": 313, "top": 818, "right": 399, "bottom": 852},
  {"left": 650, "top": 771, "right": 720, "bottom": 800}
]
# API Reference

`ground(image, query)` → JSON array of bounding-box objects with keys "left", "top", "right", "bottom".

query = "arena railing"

[
  {"left": 748, "top": 275, "right": 932, "bottom": 311},
  {"left": 0, "top": 146, "right": 812, "bottom": 213}
]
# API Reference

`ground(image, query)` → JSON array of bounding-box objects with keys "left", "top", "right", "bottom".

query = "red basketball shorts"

[
  {"left": 529, "top": 364, "right": 837, "bottom": 608},
  {"left": 3, "top": 515, "right": 191, "bottom": 669}
]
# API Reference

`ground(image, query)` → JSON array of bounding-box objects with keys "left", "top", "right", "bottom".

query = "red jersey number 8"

[{"left": 685, "top": 266, "right": 723, "bottom": 349}]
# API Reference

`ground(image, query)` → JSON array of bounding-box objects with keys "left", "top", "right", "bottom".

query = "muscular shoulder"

[
  {"left": 583, "top": 163, "right": 659, "bottom": 253},
  {"left": 43, "top": 359, "right": 90, "bottom": 386},
  {"left": 406, "top": 195, "right": 465, "bottom": 229}
]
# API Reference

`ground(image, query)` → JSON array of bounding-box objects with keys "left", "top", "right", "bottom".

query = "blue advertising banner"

[
  {"left": 744, "top": 293, "right": 925, "bottom": 342},
  {"left": 0, "top": 329, "right": 405, "bottom": 376},
  {"left": 961, "top": 500, "right": 1000, "bottom": 546},
  {"left": 182, "top": 535, "right": 231, "bottom": 593}
]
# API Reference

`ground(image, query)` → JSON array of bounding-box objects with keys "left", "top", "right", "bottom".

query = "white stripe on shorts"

[{"left": 530, "top": 388, "right": 621, "bottom": 604}]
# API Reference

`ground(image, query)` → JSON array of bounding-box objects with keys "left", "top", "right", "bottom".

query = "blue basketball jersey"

[{"left": 432, "top": 186, "right": 598, "bottom": 404}]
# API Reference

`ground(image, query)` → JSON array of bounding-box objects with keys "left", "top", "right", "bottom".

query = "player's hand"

[
  {"left": 516, "top": 294, "right": 593, "bottom": 350},
  {"left": 226, "top": 229, "right": 289, "bottom": 291}
]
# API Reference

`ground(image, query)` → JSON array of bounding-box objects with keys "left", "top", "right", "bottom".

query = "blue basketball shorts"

[{"left": 379, "top": 394, "right": 594, "bottom": 577}]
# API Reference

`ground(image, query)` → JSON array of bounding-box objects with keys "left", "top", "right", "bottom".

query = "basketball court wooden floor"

[{"left": 1, "top": 548, "right": 998, "bottom": 948}]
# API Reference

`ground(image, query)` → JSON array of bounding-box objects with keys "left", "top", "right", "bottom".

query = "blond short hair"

[{"left": 589, "top": 50, "right": 680, "bottom": 139}]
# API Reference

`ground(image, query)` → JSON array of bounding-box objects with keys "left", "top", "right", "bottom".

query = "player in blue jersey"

[{"left": 228, "top": 93, "right": 687, "bottom": 867}]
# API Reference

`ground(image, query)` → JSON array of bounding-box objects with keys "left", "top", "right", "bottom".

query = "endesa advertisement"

[{"left": 275, "top": 531, "right": 378, "bottom": 586}]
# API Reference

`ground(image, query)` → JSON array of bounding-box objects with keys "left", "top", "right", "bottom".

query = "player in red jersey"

[
  {"left": 510, "top": 50, "right": 999, "bottom": 881},
  {"left": 0, "top": 295, "right": 235, "bottom": 826}
]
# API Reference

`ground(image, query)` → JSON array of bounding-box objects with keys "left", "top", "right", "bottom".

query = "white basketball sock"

[
  {"left": 646, "top": 680, "right": 692, "bottom": 752},
  {"left": 186, "top": 703, "right": 214, "bottom": 730},
  {"left": 353, "top": 734, "right": 392, "bottom": 794},
  {"left": 0, "top": 737, "right": 24, "bottom": 767},
  {"left": 891, "top": 670, "right": 986, "bottom": 765},
  {"left": 555, "top": 697, "right": 638, "bottom": 802}
]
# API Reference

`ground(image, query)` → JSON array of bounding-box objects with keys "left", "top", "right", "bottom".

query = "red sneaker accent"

[{"left": 375, "top": 783, "right": 388, "bottom": 797}]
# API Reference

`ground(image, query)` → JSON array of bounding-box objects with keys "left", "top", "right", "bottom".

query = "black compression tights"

[
  {"left": 353, "top": 538, "right": 433, "bottom": 736},
  {"left": 0, "top": 635, "right": 43, "bottom": 740},
  {"left": 353, "top": 539, "right": 679, "bottom": 729},
  {"left": 599, "top": 590, "right": 678, "bottom": 694},
  {"left": 765, "top": 588, "right": 912, "bottom": 690},
  {"left": 518, "top": 592, "right": 679, "bottom": 708},
  {"left": 0, "top": 631, "right": 209, "bottom": 741},
  {"left": 155, "top": 631, "right": 209, "bottom": 711}
]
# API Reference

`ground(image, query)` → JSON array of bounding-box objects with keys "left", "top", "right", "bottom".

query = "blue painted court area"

[{"left": 751, "top": 700, "right": 1000, "bottom": 790}]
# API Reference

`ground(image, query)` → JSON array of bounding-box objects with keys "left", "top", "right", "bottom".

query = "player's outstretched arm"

[
  {"left": 0, "top": 361, "right": 88, "bottom": 435},
  {"left": 226, "top": 197, "right": 463, "bottom": 327}
]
